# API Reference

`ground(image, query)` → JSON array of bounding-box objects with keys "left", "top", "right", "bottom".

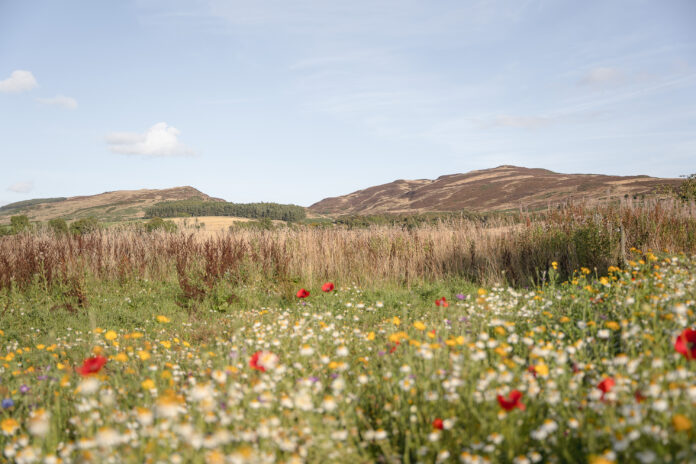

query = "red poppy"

[
  {"left": 432, "top": 418, "right": 444, "bottom": 430},
  {"left": 389, "top": 342, "right": 400, "bottom": 354},
  {"left": 527, "top": 365, "right": 537, "bottom": 377},
  {"left": 321, "top": 282, "right": 335, "bottom": 292},
  {"left": 598, "top": 377, "right": 614, "bottom": 393},
  {"left": 675, "top": 328, "right": 696, "bottom": 360},
  {"left": 435, "top": 297, "right": 449, "bottom": 307},
  {"left": 249, "top": 351, "right": 266, "bottom": 372},
  {"left": 597, "top": 377, "right": 615, "bottom": 401},
  {"left": 296, "top": 288, "right": 310, "bottom": 298},
  {"left": 497, "top": 390, "right": 525, "bottom": 411},
  {"left": 77, "top": 356, "right": 107, "bottom": 376}
]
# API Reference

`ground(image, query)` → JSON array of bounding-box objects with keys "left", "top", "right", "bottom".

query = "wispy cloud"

[
  {"left": 579, "top": 67, "right": 624, "bottom": 87},
  {"left": 106, "top": 122, "right": 195, "bottom": 157},
  {"left": 36, "top": 95, "right": 78, "bottom": 110},
  {"left": 0, "top": 70, "right": 38, "bottom": 93},
  {"left": 7, "top": 181, "right": 34, "bottom": 193},
  {"left": 486, "top": 115, "right": 554, "bottom": 129}
]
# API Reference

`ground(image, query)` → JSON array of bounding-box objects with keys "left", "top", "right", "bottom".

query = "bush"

[
  {"left": 48, "top": 218, "right": 69, "bottom": 235},
  {"left": 677, "top": 174, "right": 696, "bottom": 202},
  {"left": 145, "top": 217, "right": 177, "bottom": 233},
  {"left": 70, "top": 217, "right": 99, "bottom": 235},
  {"left": 10, "top": 215, "right": 30, "bottom": 233}
]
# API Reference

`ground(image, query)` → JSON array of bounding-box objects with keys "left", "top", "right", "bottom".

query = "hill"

[
  {"left": 309, "top": 166, "right": 683, "bottom": 215},
  {"left": 0, "top": 187, "right": 222, "bottom": 224}
]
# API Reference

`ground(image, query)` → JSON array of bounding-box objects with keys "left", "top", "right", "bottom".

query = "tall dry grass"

[{"left": 1, "top": 200, "right": 695, "bottom": 294}]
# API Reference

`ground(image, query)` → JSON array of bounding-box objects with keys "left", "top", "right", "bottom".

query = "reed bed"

[{"left": 1, "top": 200, "right": 695, "bottom": 293}]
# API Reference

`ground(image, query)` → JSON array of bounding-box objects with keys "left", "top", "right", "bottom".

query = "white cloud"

[
  {"left": 36, "top": 95, "right": 78, "bottom": 110},
  {"left": 106, "top": 122, "right": 195, "bottom": 157},
  {"left": 7, "top": 181, "right": 34, "bottom": 193},
  {"left": 0, "top": 70, "right": 38, "bottom": 93},
  {"left": 579, "top": 67, "right": 624, "bottom": 87}
]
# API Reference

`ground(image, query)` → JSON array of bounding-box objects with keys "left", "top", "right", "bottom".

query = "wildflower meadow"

[{"left": 1, "top": 214, "right": 696, "bottom": 463}]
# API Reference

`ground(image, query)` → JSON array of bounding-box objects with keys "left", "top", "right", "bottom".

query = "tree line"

[{"left": 144, "top": 200, "right": 306, "bottom": 222}]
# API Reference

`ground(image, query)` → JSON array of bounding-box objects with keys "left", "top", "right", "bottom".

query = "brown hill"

[
  {"left": 309, "top": 166, "right": 682, "bottom": 215},
  {"left": 0, "top": 186, "right": 222, "bottom": 224}
]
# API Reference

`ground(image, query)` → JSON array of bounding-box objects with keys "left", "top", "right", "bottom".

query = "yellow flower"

[
  {"left": 141, "top": 379, "right": 156, "bottom": 390},
  {"left": 366, "top": 332, "right": 375, "bottom": 341},
  {"left": 104, "top": 330, "right": 118, "bottom": 341},
  {"left": 477, "top": 288, "right": 487, "bottom": 296},
  {"left": 589, "top": 457, "right": 614, "bottom": 464},
  {"left": 114, "top": 353, "right": 129, "bottom": 362},
  {"left": 672, "top": 414, "right": 692, "bottom": 432},
  {"left": 1, "top": 417, "right": 19, "bottom": 435},
  {"left": 605, "top": 321, "right": 620, "bottom": 331},
  {"left": 160, "top": 341, "right": 172, "bottom": 349},
  {"left": 137, "top": 350, "right": 151, "bottom": 361},
  {"left": 392, "top": 316, "right": 401, "bottom": 326},
  {"left": 534, "top": 363, "right": 549, "bottom": 377},
  {"left": 388, "top": 332, "right": 408, "bottom": 343},
  {"left": 413, "top": 321, "right": 426, "bottom": 331},
  {"left": 156, "top": 315, "right": 170, "bottom": 323}
]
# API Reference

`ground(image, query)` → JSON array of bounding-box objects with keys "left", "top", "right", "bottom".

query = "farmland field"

[{"left": 1, "top": 206, "right": 696, "bottom": 463}]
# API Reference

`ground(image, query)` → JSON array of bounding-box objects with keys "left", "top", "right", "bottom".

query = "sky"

[{"left": 1, "top": 0, "right": 695, "bottom": 207}]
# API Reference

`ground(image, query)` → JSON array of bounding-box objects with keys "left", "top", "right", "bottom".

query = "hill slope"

[
  {"left": 309, "top": 166, "right": 682, "bottom": 215},
  {"left": 0, "top": 187, "right": 222, "bottom": 224}
]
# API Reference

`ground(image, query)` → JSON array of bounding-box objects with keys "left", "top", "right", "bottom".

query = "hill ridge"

[
  {"left": 309, "top": 166, "right": 681, "bottom": 215},
  {"left": 0, "top": 186, "right": 222, "bottom": 224}
]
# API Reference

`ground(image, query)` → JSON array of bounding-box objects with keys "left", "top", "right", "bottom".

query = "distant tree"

[
  {"left": 70, "top": 216, "right": 100, "bottom": 235},
  {"left": 10, "top": 215, "right": 30, "bottom": 233},
  {"left": 48, "top": 218, "right": 69, "bottom": 235}
]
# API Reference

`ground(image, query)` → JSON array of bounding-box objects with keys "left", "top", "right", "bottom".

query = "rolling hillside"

[
  {"left": 0, "top": 187, "right": 222, "bottom": 224},
  {"left": 309, "top": 166, "right": 683, "bottom": 215}
]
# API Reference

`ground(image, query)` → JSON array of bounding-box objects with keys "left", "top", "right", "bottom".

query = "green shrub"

[
  {"left": 677, "top": 174, "right": 696, "bottom": 202},
  {"left": 145, "top": 217, "right": 177, "bottom": 233},
  {"left": 70, "top": 217, "right": 100, "bottom": 235},
  {"left": 48, "top": 218, "right": 69, "bottom": 235},
  {"left": 10, "top": 215, "right": 30, "bottom": 233}
]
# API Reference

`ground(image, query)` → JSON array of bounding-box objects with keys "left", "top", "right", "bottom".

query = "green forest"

[{"left": 144, "top": 199, "right": 306, "bottom": 222}]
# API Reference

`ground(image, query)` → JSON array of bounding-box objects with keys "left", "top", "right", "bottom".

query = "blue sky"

[{"left": 1, "top": 0, "right": 695, "bottom": 207}]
